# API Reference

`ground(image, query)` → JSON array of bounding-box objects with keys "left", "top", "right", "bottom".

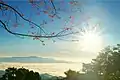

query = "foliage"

[
  {"left": 82, "top": 44, "right": 120, "bottom": 80},
  {"left": 0, "top": 67, "right": 41, "bottom": 80},
  {"left": 64, "top": 69, "right": 80, "bottom": 80}
]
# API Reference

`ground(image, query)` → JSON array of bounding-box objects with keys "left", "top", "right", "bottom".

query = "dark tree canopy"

[
  {"left": 0, "top": 67, "right": 41, "bottom": 80},
  {"left": 82, "top": 44, "right": 120, "bottom": 80},
  {"left": 64, "top": 69, "right": 80, "bottom": 80}
]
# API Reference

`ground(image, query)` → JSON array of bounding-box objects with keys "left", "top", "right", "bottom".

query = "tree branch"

[
  {"left": 0, "top": 2, "right": 46, "bottom": 34},
  {"left": 0, "top": 20, "right": 78, "bottom": 38},
  {"left": 0, "top": 1, "right": 80, "bottom": 42}
]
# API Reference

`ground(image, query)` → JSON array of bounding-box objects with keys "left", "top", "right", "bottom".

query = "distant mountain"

[
  {"left": 40, "top": 73, "right": 64, "bottom": 80},
  {"left": 0, "top": 56, "right": 70, "bottom": 63},
  {"left": 40, "top": 73, "right": 53, "bottom": 80},
  {"left": 0, "top": 70, "right": 62, "bottom": 80}
]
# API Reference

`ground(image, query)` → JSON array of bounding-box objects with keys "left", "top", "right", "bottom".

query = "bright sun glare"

[{"left": 79, "top": 23, "right": 104, "bottom": 53}]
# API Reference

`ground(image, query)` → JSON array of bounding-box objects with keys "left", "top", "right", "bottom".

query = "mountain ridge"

[{"left": 0, "top": 56, "right": 71, "bottom": 63}]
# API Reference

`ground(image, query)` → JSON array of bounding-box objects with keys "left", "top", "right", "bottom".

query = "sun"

[{"left": 78, "top": 23, "right": 104, "bottom": 53}]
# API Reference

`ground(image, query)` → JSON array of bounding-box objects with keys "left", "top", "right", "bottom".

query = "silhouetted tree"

[
  {"left": 83, "top": 44, "right": 120, "bottom": 80},
  {"left": 82, "top": 63, "right": 94, "bottom": 73},
  {"left": 1, "top": 67, "right": 41, "bottom": 80},
  {"left": 64, "top": 69, "right": 80, "bottom": 80}
]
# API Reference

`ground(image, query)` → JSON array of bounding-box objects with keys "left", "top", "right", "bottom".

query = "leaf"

[
  {"left": 36, "top": 12, "right": 40, "bottom": 15},
  {"left": 51, "top": 19, "right": 54, "bottom": 22},
  {"left": 43, "top": 20, "right": 47, "bottom": 24},
  {"left": 42, "top": 43, "right": 45, "bottom": 46},
  {"left": 49, "top": 15, "right": 54, "bottom": 18},
  {"left": 29, "top": 0, "right": 34, "bottom": 3},
  {"left": 43, "top": 11, "right": 48, "bottom": 14},
  {"left": 31, "top": 32, "right": 35, "bottom": 34},
  {"left": 13, "top": 23, "right": 18, "bottom": 28},
  {"left": 31, "top": 26, "right": 34, "bottom": 28},
  {"left": 51, "top": 32, "right": 55, "bottom": 35},
  {"left": 21, "top": 14, "right": 24, "bottom": 16}
]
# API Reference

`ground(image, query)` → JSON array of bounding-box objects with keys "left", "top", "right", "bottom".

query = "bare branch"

[
  {"left": 0, "top": 20, "right": 78, "bottom": 38},
  {"left": 0, "top": 2, "right": 46, "bottom": 34},
  {"left": 0, "top": 0, "right": 82, "bottom": 43}
]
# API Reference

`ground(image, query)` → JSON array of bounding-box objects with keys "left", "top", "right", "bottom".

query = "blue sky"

[{"left": 0, "top": 0, "right": 120, "bottom": 62}]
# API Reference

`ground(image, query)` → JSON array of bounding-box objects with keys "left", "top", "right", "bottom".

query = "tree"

[
  {"left": 1, "top": 67, "right": 41, "bottom": 80},
  {"left": 64, "top": 69, "right": 80, "bottom": 80},
  {"left": 83, "top": 44, "right": 120, "bottom": 80},
  {"left": 82, "top": 63, "right": 94, "bottom": 73},
  {"left": 0, "top": 0, "right": 83, "bottom": 45}
]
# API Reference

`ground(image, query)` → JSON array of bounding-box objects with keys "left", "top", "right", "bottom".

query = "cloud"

[{"left": 0, "top": 39, "right": 100, "bottom": 63}]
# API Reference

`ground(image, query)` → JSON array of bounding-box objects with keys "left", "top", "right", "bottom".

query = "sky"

[{"left": 0, "top": 0, "right": 120, "bottom": 63}]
